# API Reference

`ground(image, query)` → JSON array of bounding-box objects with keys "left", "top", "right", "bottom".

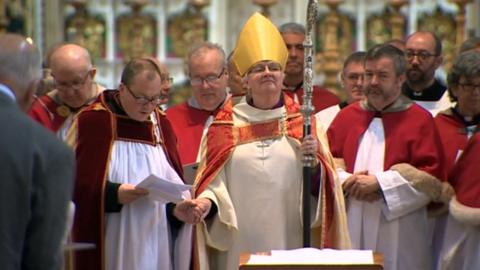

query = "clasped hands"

[
  {"left": 117, "top": 183, "right": 212, "bottom": 224},
  {"left": 342, "top": 171, "right": 382, "bottom": 202}
]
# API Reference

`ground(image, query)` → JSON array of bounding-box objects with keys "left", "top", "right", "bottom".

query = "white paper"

[
  {"left": 136, "top": 174, "right": 192, "bottom": 203},
  {"left": 247, "top": 248, "right": 374, "bottom": 265}
]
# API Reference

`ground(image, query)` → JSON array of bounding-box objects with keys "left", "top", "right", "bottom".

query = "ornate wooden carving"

[
  {"left": 166, "top": 0, "right": 209, "bottom": 59},
  {"left": 65, "top": 1, "right": 106, "bottom": 58}
]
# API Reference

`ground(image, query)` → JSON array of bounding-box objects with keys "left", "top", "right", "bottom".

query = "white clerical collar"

[{"left": 0, "top": 83, "right": 16, "bottom": 101}]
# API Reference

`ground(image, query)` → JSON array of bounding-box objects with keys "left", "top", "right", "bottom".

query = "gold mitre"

[{"left": 232, "top": 12, "right": 288, "bottom": 76}]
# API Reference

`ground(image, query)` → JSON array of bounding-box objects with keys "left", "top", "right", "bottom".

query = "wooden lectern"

[{"left": 239, "top": 252, "right": 384, "bottom": 270}]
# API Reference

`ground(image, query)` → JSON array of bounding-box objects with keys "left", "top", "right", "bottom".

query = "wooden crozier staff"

[{"left": 301, "top": 0, "right": 318, "bottom": 248}]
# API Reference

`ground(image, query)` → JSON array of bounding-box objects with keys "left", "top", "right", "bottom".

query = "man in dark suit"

[{"left": 0, "top": 34, "right": 75, "bottom": 270}]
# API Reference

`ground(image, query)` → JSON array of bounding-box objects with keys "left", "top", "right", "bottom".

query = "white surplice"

[
  {"left": 104, "top": 113, "right": 192, "bottom": 270},
  {"left": 414, "top": 91, "right": 453, "bottom": 116},
  {"left": 437, "top": 198, "right": 480, "bottom": 270},
  {"left": 338, "top": 118, "right": 432, "bottom": 270}
]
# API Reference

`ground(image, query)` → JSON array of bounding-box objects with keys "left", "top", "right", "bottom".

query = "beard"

[{"left": 406, "top": 66, "right": 427, "bottom": 84}]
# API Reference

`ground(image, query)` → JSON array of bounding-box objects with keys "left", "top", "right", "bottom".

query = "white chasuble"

[
  {"left": 198, "top": 103, "right": 325, "bottom": 270},
  {"left": 105, "top": 113, "right": 192, "bottom": 270},
  {"left": 414, "top": 91, "right": 454, "bottom": 117},
  {"left": 340, "top": 118, "right": 431, "bottom": 270}
]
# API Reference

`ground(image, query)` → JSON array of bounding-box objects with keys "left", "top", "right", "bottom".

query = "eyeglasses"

[
  {"left": 405, "top": 50, "right": 438, "bottom": 62},
  {"left": 125, "top": 85, "right": 163, "bottom": 105},
  {"left": 248, "top": 62, "right": 282, "bottom": 74},
  {"left": 459, "top": 83, "right": 480, "bottom": 93},
  {"left": 53, "top": 70, "right": 92, "bottom": 90},
  {"left": 190, "top": 68, "right": 225, "bottom": 86}
]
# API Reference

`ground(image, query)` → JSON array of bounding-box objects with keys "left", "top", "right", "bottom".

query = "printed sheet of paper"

[
  {"left": 136, "top": 174, "right": 192, "bottom": 203},
  {"left": 247, "top": 248, "right": 374, "bottom": 265}
]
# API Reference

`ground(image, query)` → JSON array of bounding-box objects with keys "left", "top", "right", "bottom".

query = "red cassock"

[
  {"left": 327, "top": 101, "right": 446, "bottom": 181},
  {"left": 449, "top": 131, "right": 480, "bottom": 208},
  {"left": 166, "top": 102, "right": 214, "bottom": 165},
  {"left": 71, "top": 90, "right": 183, "bottom": 270},
  {"left": 283, "top": 85, "right": 340, "bottom": 113},
  {"left": 434, "top": 109, "right": 470, "bottom": 177},
  {"left": 28, "top": 95, "right": 67, "bottom": 132}
]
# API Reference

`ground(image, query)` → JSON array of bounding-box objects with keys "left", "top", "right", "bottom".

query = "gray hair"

[
  {"left": 365, "top": 44, "right": 406, "bottom": 76},
  {"left": 0, "top": 37, "right": 41, "bottom": 91},
  {"left": 186, "top": 42, "right": 226, "bottom": 71},
  {"left": 447, "top": 50, "right": 480, "bottom": 101},
  {"left": 278, "top": 22, "right": 305, "bottom": 35},
  {"left": 459, "top": 36, "right": 480, "bottom": 53}
]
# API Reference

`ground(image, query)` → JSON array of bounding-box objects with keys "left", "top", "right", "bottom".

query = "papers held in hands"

[
  {"left": 136, "top": 174, "right": 192, "bottom": 203},
  {"left": 247, "top": 248, "right": 374, "bottom": 265}
]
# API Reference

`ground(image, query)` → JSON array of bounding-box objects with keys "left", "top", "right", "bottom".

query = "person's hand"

[
  {"left": 301, "top": 134, "right": 319, "bottom": 156},
  {"left": 195, "top": 198, "right": 212, "bottom": 219},
  {"left": 173, "top": 200, "right": 203, "bottom": 224},
  {"left": 118, "top": 183, "right": 149, "bottom": 205},
  {"left": 342, "top": 171, "right": 381, "bottom": 201}
]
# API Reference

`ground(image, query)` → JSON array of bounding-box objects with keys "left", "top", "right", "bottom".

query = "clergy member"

[
  {"left": 327, "top": 44, "right": 452, "bottom": 270},
  {"left": 192, "top": 13, "right": 350, "bottom": 270},
  {"left": 436, "top": 50, "right": 480, "bottom": 270},
  {"left": 316, "top": 51, "right": 366, "bottom": 129},
  {"left": 402, "top": 31, "right": 453, "bottom": 116},
  {"left": 279, "top": 22, "right": 339, "bottom": 113},
  {"left": 28, "top": 43, "right": 104, "bottom": 139},
  {"left": 166, "top": 42, "right": 228, "bottom": 165},
  {"left": 68, "top": 57, "right": 201, "bottom": 270}
]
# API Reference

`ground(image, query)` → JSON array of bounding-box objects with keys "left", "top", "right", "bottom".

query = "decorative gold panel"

[{"left": 418, "top": 5, "right": 456, "bottom": 71}]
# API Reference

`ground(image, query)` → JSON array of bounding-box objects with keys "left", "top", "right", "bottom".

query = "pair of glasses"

[
  {"left": 248, "top": 62, "right": 282, "bottom": 74},
  {"left": 459, "top": 83, "right": 480, "bottom": 93},
  {"left": 345, "top": 73, "right": 364, "bottom": 82},
  {"left": 190, "top": 68, "right": 225, "bottom": 86},
  {"left": 125, "top": 85, "right": 163, "bottom": 105},
  {"left": 53, "top": 70, "right": 92, "bottom": 90},
  {"left": 405, "top": 50, "right": 438, "bottom": 62}
]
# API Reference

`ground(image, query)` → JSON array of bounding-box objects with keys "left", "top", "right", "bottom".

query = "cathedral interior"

[{"left": 2, "top": 0, "right": 479, "bottom": 104}]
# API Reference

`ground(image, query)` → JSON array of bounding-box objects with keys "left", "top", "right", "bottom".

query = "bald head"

[
  {"left": 50, "top": 44, "right": 93, "bottom": 75},
  {"left": 0, "top": 34, "right": 41, "bottom": 109}
]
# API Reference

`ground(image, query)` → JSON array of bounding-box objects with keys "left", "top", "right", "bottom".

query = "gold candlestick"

[
  {"left": 322, "top": 0, "right": 343, "bottom": 93},
  {"left": 450, "top": 0, "right": 473, "bottom": 51},
  {"left": 388, "top": 0, "right": 407, "bottom": 40}
]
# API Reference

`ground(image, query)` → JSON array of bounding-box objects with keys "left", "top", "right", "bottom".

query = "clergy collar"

[
  {"left": 402, "top": 79, "right": 447, "bottom": 101},
  {"left": 451, "top": 106, "right": 480, "bottom": 127},
  {"left": 361, "top": 94, "right": 413, "bottom": 115},
  {"left": 246, "top": 95, "right": 284, "bottom": 109}
]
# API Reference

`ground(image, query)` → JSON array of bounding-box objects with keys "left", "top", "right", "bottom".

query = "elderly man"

[
  {"left": 69, "top": 57, "right": 201, "bottom": 270},
  {"left": 402, "top": 31, "right": 452, "bottom": 115},
  {"left": 279, "top": 22, "right": 340, "bottom": 113},
  {"left": 192, "top": 13, "right": 350, "bottom": 270},
  {"left": 166, "top": 42, "right": 228, "bottom": 165},
  {"left": 328, "top": 44, "right": 451, "bottom": 270},
  {"left": 316, "top": 51, "right": 366, "bottom": 129},
  {"left": 0, "top": 34, "right": 74, "bottom": 270},
  {"left": 435, "top": 50, "right": 480, "bottom": 270},
  {"left": 28, "top": 43, "right": 103, "bottom": 139}
]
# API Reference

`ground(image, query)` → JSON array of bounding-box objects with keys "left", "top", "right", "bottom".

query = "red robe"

[
  {"left": 71, "top": 90, "right": 183, "bottom": 270},
  {"left": 449, "top": 131, "right": 480, "bottom": 208},
  {"left": 166, "top": 102, "right": 214, "bottom": 165},
  {"left": 283, "top": 85, "right": 340, "bottom": 113},
  {"left": 434, "top": 109, "right": 471, "bottom": 176},
  {"left": 28, "top": 94, "right": 67, "bottom": 132},
  {"left": 327, "top": 98, "right": 445, "bottom": 181}
]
